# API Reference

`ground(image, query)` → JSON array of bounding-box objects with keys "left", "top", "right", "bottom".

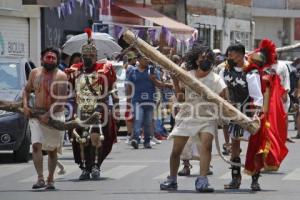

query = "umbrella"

[{"left": 62, "top": 32, "right": 122, "bottom": 59}]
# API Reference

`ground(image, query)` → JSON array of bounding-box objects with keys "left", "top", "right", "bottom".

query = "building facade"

[
  {"left": 253, "top": 0, "right": 300, "bottom": 59},
  {"left": 0, "top": 0, "right": 41, "bottom": 65},
  {"left": 185, "top": 0, "right": 253, "bottom": 52},
  {"left": 40, "top": 1, "right": 97, "bottom": 51}
]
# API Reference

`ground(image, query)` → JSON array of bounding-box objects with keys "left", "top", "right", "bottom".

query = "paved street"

[{"left": 0, "top": 126, "right": 300, "bottom": 200}]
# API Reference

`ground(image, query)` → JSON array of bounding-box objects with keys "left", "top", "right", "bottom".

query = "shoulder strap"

[
  {"left": 85, "top": 75, "right": 98, "bottom": 96},
  {"left": 286, "top": 63, "right": 291, "bottom": 73}
]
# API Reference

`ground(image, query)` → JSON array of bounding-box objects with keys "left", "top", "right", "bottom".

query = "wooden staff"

[
  {"left": 122, "top": 30, "right": 260, "bottom": 134},
  {"left": 276, "top": 43, "right": 300, "bottom": 53},
  {"left": 0, "top": 100, "right": 101, "bottom": 131}
]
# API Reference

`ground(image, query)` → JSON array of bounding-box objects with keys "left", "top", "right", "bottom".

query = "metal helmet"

[
  {"left": 81, "top": 28, "right": 97, "bottom": 56},
  {"left": 249, "top": 51, "right": 266, "bottom": 66}
]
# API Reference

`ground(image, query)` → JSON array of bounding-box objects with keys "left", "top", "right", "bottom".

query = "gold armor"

[{"left": 75, "top": 72, "right": 102, "bottom": 119}]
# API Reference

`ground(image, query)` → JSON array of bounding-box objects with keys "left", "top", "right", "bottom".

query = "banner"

[{"left": 56, "top": 0, "right": 101, "bottom": 19}]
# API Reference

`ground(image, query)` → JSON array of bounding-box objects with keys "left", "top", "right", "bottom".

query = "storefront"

[
  {"left": 188, "top": 14, "right": 252, "bottom": 52},
  {"left": 98, "top": 2, "right": 197, "bottom": 54},
  {"left": 0, "top": 1, "right": 41, "bottom": 65},
  {"left": 0, "top": 16, "right": 29, "bottom": 58}
]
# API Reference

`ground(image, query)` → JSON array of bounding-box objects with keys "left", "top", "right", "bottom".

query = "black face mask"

[
  {"left": 43, "top": 63, "right": 57, "bottom": 71},
  {"left": 83, "top": 58, "right": 93, "bottom": 68},
  {"left": 227, "top": 59, "right": 237, "bottom": 67},
  {"left": 199, "top": 60, "right": 213, "bottom": 72}
]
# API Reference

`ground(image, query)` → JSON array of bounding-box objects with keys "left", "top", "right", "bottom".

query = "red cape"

[
  {"left": 68, "top": 62, "right": 116, "bottom": 87},
  {"left": 245, "top": 74, "right": 288, "bottom": 174}
]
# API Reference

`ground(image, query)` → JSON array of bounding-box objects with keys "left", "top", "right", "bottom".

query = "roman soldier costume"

[
  {"left": 223, "top": 39, "right": 288, "bottom": 191},
  {"left": 65, "top": 28, "right": 118, "bottom": 180},
  {"left": 244, "top": 39, "right": 288, "bottom": 185}
]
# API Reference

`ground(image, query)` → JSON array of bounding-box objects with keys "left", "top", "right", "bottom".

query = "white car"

[{"left": 110, "top": 61, "right": 127, "bottom": 125}]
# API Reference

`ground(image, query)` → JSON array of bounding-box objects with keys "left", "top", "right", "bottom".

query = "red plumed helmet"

[
  {"left": 84, "top": 28, "right": 92, "bottom": 43},
  {"left": 258, "top": 38, "right": 277, "bottom": 66}
]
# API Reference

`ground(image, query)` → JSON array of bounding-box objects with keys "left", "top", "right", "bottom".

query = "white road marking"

[
  {"left": 283, "top": 168, "right": 300, "bottom": 180},
  {"left": 0, "top": 165, "right": 31, "bottom": 179},
  {"left": 102, "top": 165, "right": 146, "bottom": 179}
]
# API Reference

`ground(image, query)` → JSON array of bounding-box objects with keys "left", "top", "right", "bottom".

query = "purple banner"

[
  {"left": 70, "top": 0, "right": 76, "bottom": 9},
  {"left": 114, "top": 25, "right": 123, "bottom": 39},
  {"left": 148, "top": 29, "right": 156, "bottom": 43},
  {"left": 136, "top": 28, "right": 146, "bottom": 39},
  {"left": 171, "top": 37, "right": 177, "bottom": 48}
]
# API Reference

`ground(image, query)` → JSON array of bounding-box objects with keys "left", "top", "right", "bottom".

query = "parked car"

[
  {"left": 110, "top": 61, "right": 127, "bottom": 127},
  {"left": 0, "top": 57, "right": 35, "bottom": 162}
]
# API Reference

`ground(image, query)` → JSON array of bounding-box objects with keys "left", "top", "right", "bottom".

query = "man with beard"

[
  {"left": 65, "top": 28, "right": 118, "bottom": 180},
  {"left": 23, "top": 47, "right": 68, "bottom": 189}
]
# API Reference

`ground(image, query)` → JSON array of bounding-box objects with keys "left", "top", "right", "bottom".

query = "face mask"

[
  {"left": 199, "top": 60, "right": 213, "bottom": 72},
  {"left": 83, "top": 58, "right": 93, "bottom": 68},
  {"left": 227, "top": 59, "right": 236, "bottom": 67},
  {"left": 43, "top": 63, "right": 57, "bottom": 71}
]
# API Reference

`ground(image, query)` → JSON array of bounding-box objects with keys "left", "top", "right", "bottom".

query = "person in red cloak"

[
  {"left": 244, "top": 39, "right": 289, "bottom": 189},
  {"left": 65, "top": 28, "right": 118, "bottom": 180}
]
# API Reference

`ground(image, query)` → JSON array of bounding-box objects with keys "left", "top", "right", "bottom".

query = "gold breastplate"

[{"left": 75, "top": 72, "right": 102, "bottom": 117}]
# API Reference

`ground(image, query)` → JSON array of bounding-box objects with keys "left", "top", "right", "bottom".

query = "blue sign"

[{"left": 93, "top": 23, "right": 109, "bottom": 33}]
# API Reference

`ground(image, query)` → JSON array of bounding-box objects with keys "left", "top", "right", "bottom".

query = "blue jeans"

[
  {"left": 133, "top": 102, "right": 154, "bottom": 144},
  {"left": 155, "top": 119, "right": 168, "bottom": 136}
]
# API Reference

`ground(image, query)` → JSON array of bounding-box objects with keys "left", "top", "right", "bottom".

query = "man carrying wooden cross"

[{"left": 160, "top": 44, "right": 227, "bottom": 193}]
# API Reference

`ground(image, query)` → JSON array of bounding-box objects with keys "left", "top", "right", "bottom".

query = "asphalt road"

[{"left": 0, "top": 126, "right": 300, "bottom": 200}]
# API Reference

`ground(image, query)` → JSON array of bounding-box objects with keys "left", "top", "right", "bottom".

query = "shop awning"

[{"left": 115, "top": 4, "right": 196, "bottom": 35}]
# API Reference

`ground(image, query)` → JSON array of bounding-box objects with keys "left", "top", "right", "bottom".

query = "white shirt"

[
  {"left": 272, "top": 61, "right": 290, "bottom": 92},
  {"left": 272, "top": 61, "right": 291, "bottom": 112},
  {"left": 219, "top": 67, "right": 263, "bottom": 107}
]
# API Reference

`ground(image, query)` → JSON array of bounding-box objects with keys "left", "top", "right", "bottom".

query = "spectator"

[
  {"left": 69, "top": 52, "right": 82, "bottom": 67},
  {"left": 124, "top": 51, "right": 137, "bottom": 144},
  {"left": 58, "top": 52, "right": 70, "bottom": 71},
  {"left": 127, "top": 53, "right": 172, "bottom": 149},
  {"left": 272, "top": 58, "right": 294, "bottom": 143}
]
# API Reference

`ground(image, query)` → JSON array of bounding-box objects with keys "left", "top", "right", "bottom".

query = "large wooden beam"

[
  {"left": 0, "top": 100, "right": 100, "bottom": 131},
  {"left": 122, "top": 30, "right": 260, "bottom": 134}
]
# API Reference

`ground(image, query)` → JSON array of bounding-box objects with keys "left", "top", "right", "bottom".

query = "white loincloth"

[{"left": 29, "top": 111, "right": 65, "bottom": 154}]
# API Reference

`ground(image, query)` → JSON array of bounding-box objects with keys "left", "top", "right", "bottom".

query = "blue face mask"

[{"left": 199, "top": 60, "right": 213, "bottom": 71}]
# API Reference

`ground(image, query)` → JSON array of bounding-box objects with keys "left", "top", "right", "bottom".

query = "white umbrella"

[{"left": 62, "top": 32, "right": 122, "bottom": 59}]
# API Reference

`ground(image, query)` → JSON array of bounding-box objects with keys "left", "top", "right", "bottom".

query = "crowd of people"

[{"left": 20, "top": 29, "right": 300, "bottom": 192}]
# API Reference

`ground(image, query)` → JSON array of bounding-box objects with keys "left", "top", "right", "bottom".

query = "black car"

[{"left": 0, "top": 58, "right": 35, "bottom": 162}]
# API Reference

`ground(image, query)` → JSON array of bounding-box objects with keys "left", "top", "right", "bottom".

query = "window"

[
  {"left": 198, "top": 27, "right": 211, "bottom": 46},
  {"left": 253, "top": 0, "right": 285, "bottom": 9},
  {"left": 0, "top": 63, "right": 20, "bottom": 90},
  {"left": 230, "top": 31, "right": 251, "bottom": 50},
  {"left": 195, "top": 24, "right": 216, "bottom": 47},
  {"left": 254, "top": 39, "right": 261, "bottom": 48},
  {"left": 214, "top": 30, "right": 222, "bottom": 50}
]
